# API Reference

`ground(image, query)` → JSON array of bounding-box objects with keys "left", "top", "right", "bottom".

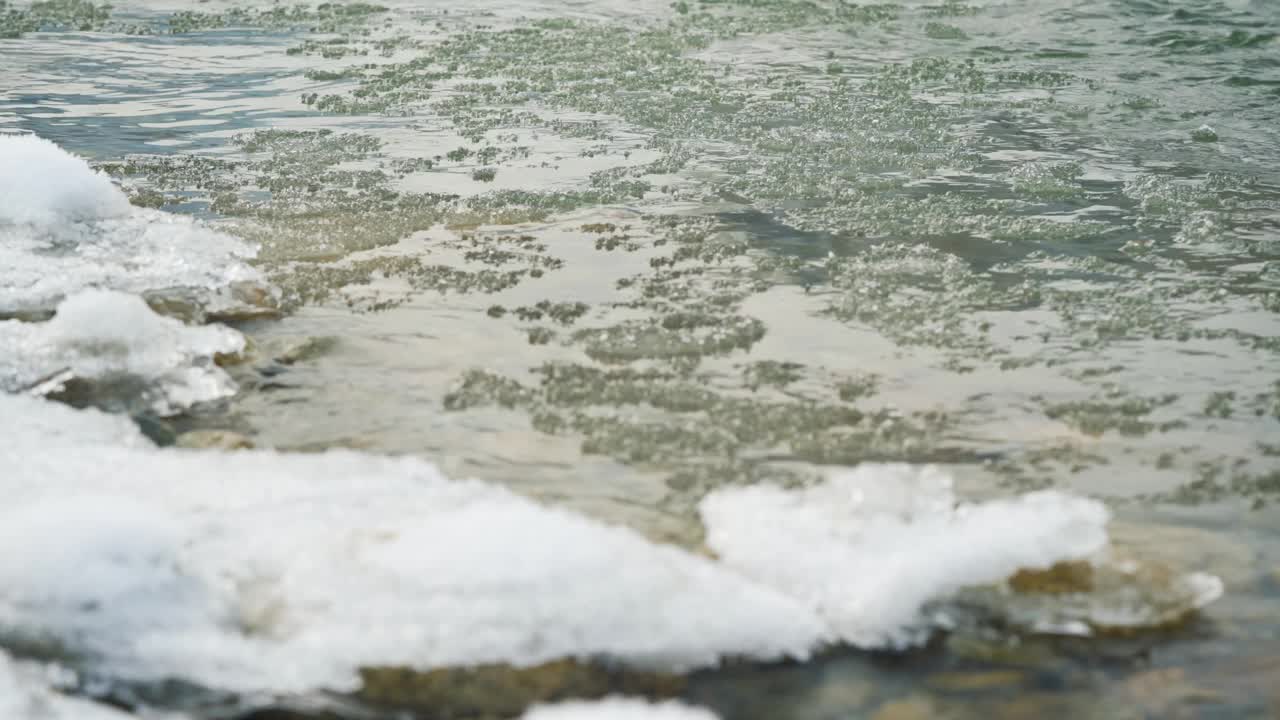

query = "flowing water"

[{"left": 2, "top": 0, "right": 1279, "bottom": 718}]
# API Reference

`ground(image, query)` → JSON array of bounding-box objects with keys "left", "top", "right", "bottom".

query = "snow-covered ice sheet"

[
  {"left": 0, "top": 395, "right": 1221, "bottom": 697},
  {"left": 0, "top": 649, "right": 144, "bottom": 720},
  {"left": 0, "top": 134, "right": 259, "bottom": 315},
  {"left": 699, "top": 464, "right": 1112, "bottom": 648},
  {"left": 0, "top": 395, "right": 822, "bottom": 693},
  {"left": 0, "top": 290, "right": 244, "bottom": 415}
]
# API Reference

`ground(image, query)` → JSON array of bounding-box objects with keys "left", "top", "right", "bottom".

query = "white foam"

[
  {"left": 0, "top": 134, "right": 260, "bottom": 314},
  {"left": 0, "top": 290, "right": 244, "bottom": 415},
  {"left": 699, "top": 464, "right": 1112, "bottom": 648},
  {"left": 521, "top": 698, "right": 720, "bottom": 720},
  {"left": 0, "top": 394, "right": 823, "bottom": 693},
  {"left": 0, "top": 650, "right": 135, "bottom": 720}
]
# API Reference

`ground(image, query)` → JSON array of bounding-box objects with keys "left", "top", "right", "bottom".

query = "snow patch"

[
  {"left": 0, "top": 394, "right": 823, "bottom": 693},
  {"left": 0, "top": 134, "right": 260, "bottom": 314},
  {"left": 0, "top": 650, "right": 137, "bottom": 720},
  {"left": 699, "top": 464, "right": 1111, "bottom": 648},
  {"left": 0, "top": 134, "right": 131, "bottom": 226},
  {"left": 0, "top": 397, "right": 1218, "bottom": 698},
  {"left": 0, "top": 290, "right": 243, "bottom": 414}
]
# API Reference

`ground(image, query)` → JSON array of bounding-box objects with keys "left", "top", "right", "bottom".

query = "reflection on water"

[{"left": 2, "top": 0, "right": 1279, "bottom": 717}]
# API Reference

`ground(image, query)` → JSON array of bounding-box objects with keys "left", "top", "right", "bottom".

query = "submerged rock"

[
  {"left": 926, "top": 670, "right": 1026, "bottom": 693},
  {"left": 1008, "top": 561, "right": 1096, "bottom": 595},
  {"left": 1108, "top": 641, "right": 1280, "bottom": 718},
  {"left": 520, "top": 698, "right": 718, "bottom": 720},
  {"left": 0, "top": 650, "right": 136, "bottom": 720},
  {"left": 948, "top": 551, "right": 1223, "bottom": 638},
  {"left": 175, "top": 430, "right": 255, "bottom": 451},
  {"left": 1190, "top": 125, "right": 1219, "bottom": 142},
  {"left": 1120, "top": 667, "right": 1224, "bottom": 714},
  {"left": 868, "top": 697, "right": 936, "bottom": 720},
  {"left": 357, "top": 660, "right": 685, "bottom": 717},
  {"left": 146, "top": 281, "right": 282, "bottom": 327},
  {"left": 265, "top": 335, "right": 339, "bottom": 366},
  {"left": 700, "top": 465, "right": 1115, "bottom": 649}
]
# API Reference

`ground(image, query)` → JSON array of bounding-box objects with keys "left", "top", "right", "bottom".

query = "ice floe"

[
  {"left": 0, "top": 134, "right": 259, "bottom": 316},
  {"left": 0, "top": 394, "right": 822, "bottom": 693},
  {"left": 0, "top": 649, "right": 137, "bottom": 720},
  {"left": 0, "top": 290, "right": 243, "bottom": 415},
  {"left": 0, "top": 394, "right": 1223, "bottom": 697},
  {"left": 699, "top": 464, "right": 1112, "bottom": 648}
]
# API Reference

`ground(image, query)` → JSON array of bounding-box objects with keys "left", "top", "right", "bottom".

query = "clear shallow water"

[{"left": 2, "top": 0, "right": 1280, "bottom": 717}]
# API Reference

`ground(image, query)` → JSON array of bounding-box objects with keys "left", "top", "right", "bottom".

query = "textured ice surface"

[
  {"left": 0, "top": 394, "right": 823, "bottom": 693},
  {"left": 699, "top": 464, "right": 1113, "bottom": 648},
  {"left": 521, "top": 698, "right": 720, "bottom": 720},
  {"left": 0, "top": 134, "right": 259, "bottom": 314},
  {"left": 0, "top": 290, "right": 244, "bottom": 415},
  {"left": 0, "top": 134, "right": 131, "bottom": 226},
  {"left": 0, "top": 387, "right": 154, "bottom": 449},
  {"left": 0, "top": 649, "right": 136, "bottom": 720},
  {"left": 0, "top": 396, "right": 1219, "bottom": 696}
]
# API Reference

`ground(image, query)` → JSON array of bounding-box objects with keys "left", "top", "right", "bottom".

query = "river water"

[{"left": 1, "top": 0, "right": 1279, "bottom": 718}]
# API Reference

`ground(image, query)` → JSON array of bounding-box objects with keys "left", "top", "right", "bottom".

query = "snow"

[
  {"left": 0, "top": 395, "right": 1219, "bottom": 698},
  {"left": 521, "top": 698, "right": 720, "bottom": 720},
  {"left": 0, "top": 388, "right": 154, "bottom": 449},
  {"left": 0, "top": 122, "right": 1229, "bottom": 718},
  {"left": 0, "top": 650, "right": 135, "bottom": 720},
  {"left": 0, "top": 134, "right": 260, "bottom": 314},
  {"left": 0, "top": 394, "right": 823, "bottom": 694},
  {"left": 0, "top": 134, "right": 131, "bottom": 226},
  {"left": 699, "top": 464, "right": 1112, "bottom": 648},
  {"left": 0, "top": 290, "right": 244, "bottom": 415}
]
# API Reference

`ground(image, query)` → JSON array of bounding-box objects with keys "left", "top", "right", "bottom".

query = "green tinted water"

[{"left": 2, "top": 0, "right": 1279, "bottom": 717}]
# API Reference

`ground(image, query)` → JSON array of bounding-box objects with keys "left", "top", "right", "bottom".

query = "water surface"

[{"left": 2, "top": 0, "right": 1279, "bottom": 717}]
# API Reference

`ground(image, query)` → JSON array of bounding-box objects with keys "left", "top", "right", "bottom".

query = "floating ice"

[
  {"left": 699, "top": 464, "right": 1113, "bottom": 648},
  {"left": 1, "top": 382, "right": 154, "bottom": 449},
  {"left": 0, "top": 134, "right": 132, "bottom": 226},
  {"left": 0, "top": 134, "right": 260, "bottom": 315},
  {"left": 0, "top": 394, "right": 823, "bottom": 693},
  {"left": 521, "top": 698, "right": 720, "bottom": 720},
  {"left": 0, "top": 649, "right": 136, "bottom": 720},
  {"left": 0, "top": 396, "right": 1222, "bottom": 697},
  {"left": 0, "top": 290, "right": 244, "bottom": 415}
]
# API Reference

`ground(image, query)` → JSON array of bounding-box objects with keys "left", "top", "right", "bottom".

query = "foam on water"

[
  {"left": 0, "top": 290, "right": 244, "bottom": 415},
  {"left": 0, "top": 396, "right": 1221, "bottom": 696},
  {"left": 0, "top": 134, "right": 260, "bottom": 314},
  {"left": 699, "top": 465, "right": 1113, "bottom": 648},
  {"left": 521, "top": 698, "right": 720, "bottom": 720}
]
